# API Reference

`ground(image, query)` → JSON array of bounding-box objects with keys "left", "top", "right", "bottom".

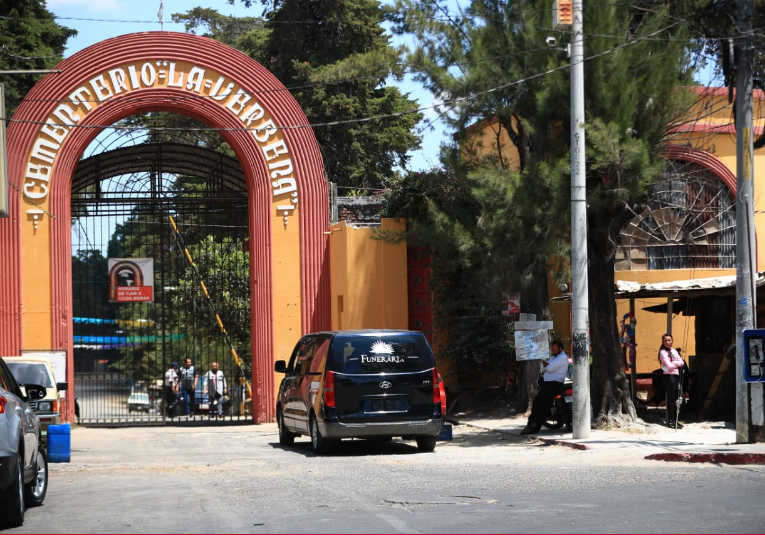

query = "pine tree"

[
  {"left": 0, "top": 0, "right": 75, "bottom": 117},
  {"left": 183, "top": 0, "right": 423, "bottom": 189}
]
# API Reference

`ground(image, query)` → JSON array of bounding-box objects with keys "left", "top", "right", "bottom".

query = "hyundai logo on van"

[{"left": 379, "top": 380, "right": 392, "bottom": 389}]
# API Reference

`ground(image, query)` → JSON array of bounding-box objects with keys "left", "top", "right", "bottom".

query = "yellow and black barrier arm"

[{"left": 168, "top": 215, "right": 253, "bottom": 407}]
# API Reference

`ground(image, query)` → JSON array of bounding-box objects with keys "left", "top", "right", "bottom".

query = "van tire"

[
  {"left": 415, "top": 436, "right": 437, "bottom": 452},
  {"left": 277, "top": 407, "right": 295, "bottom": 446},
  {"left": 309, "top": 413, "right": 335, "bottom": 454}
]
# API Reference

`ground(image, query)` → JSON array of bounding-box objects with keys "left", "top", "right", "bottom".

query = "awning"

[{"left": 615, "top": 272, "right": 765, "bottom": 299}]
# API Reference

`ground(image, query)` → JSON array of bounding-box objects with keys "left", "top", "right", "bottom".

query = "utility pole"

[
  {"left": 569, "top": 0, "right": 591, "bottom": 439},
  {"left": 735, "top": 0, "right": 760, "bottom": 443}
]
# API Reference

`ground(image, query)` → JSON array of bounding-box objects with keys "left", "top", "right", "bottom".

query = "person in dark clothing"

[{"left": 521, "top": 340, "right": 569, "bottom": 435}]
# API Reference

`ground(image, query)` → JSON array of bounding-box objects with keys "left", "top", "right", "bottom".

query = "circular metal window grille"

[{"left": 615, "top": 160, "right": 735, "bottom": 270}]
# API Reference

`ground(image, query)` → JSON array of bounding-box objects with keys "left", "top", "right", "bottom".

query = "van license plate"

[
  {"left": 367, "top": 399, "right": 406, "bottom": 412},
  {"left": 199, "top": 403, "right": 209, "bottom": 410}
]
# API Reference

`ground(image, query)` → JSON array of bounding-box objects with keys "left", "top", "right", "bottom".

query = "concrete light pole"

[
  {"left": 569, "top": 0, "right": 591, "bottom": 438},
  {"left": 735, "top": 0, "right": 759, "bottom": 443}
]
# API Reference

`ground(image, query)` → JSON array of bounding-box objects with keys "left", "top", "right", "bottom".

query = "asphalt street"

[{"left": 5, "top": 423, "right": 765, "bottom": 534}]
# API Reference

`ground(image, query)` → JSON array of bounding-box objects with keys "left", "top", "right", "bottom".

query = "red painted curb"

[{"left": 645, "top": 452, "right": 765, "bottom": 464}]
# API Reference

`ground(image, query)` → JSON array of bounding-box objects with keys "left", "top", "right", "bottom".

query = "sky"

[{"left": 45, "top": 0, "right": 449, "bottom": 173}]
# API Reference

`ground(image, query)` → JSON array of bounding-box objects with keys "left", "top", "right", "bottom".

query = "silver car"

[{"left": 0, "top": 355, "right": 49, "bottom": 528}]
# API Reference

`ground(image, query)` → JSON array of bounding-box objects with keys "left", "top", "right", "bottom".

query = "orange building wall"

[{"left": 329, "top": 219, "right": 409, "bottom": 330}]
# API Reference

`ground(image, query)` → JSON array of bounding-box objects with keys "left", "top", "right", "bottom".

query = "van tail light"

[
  {"left": 565, "top": 388, "right": 573, "bottom": 397},
  {"left": 323, "top": 371, "right": 335, "bottom": 408},
  {"left": 432, "top": 368, "right": 441, "bottom": 406},
  {"left": 0, "top": 396, "right": 6, "bottom": 414}
]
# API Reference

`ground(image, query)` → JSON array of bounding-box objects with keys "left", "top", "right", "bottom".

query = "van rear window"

[{"left": 330, "top": 335, "right": 433, "bottom": 374}]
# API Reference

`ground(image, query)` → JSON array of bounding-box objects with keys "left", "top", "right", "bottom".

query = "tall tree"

[
  {"left": 0, "top": 0, "right": 75, "bottom": 117},
  {"left": 179, "top": 0, "right": 423, "bottom": 189},
  {"left": 389, "top": 0, "right": 695, "bottom": 425}
]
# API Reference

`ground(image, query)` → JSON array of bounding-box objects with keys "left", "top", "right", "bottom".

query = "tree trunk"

[
  {"left": 588, "top": 237, "right": 637, "bottom": 427},
  {"left": 517, "top": 272, "right": 551, "bottom": 414}
]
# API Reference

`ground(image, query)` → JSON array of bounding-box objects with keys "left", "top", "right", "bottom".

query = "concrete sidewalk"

[{"left": 454, "top": 413, "right": 765, "bottom": 464}]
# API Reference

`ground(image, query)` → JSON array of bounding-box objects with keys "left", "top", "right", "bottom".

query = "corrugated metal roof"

[{"left": 615, "top": 272, "right": 765, "bottom": 298}]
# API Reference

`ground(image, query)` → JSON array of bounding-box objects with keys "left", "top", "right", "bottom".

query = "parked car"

[
  {"left": 6, "top": 357, "right": 68, "bottom": 435},
  {"left": 274, "top": 330, "right": 443, "bottom": 454},
  {"left": 126, "top": 392, "right": 151, "bottom": 412},
  {"left": 0, "top": 356, "right": 49, "bottom": 528}
]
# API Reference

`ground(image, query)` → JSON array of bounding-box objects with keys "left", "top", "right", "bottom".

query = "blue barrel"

[{"left": 47, "top": 423, "right": 71, "bottom": 463}]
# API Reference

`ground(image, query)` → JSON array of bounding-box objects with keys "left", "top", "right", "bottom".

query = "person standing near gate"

[
  {"left": 164, "top": 362, "right": 179, "bottom": 417},
  {"left": 204, "top": 362, "right": 227, "bottom": 418},
  {"left": 178, "top": 357, "right": 198, "bottom": 418}
]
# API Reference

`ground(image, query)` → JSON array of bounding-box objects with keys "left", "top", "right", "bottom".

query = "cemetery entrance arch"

[{"left": 0, "top": 32, "right": 330, "bottom": 423}]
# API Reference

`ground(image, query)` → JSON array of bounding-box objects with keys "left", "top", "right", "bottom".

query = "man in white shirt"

[
  {"left": 164, "top": 362, "right": 179, "bottom": 417},
  {"left": 204, "top": 362, "right": 227, "bottom": 418},
  {"left": 521, "top": 340, "right": 569, "bottom": 435}
]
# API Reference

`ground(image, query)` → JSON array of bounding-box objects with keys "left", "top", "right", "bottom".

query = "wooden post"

[{"left": 630, "top": 297, "right": 637, "bottom": 404}]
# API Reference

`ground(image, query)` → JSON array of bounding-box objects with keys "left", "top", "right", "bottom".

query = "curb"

[{"left": 645, "top": 452, "right": 765, "bottom": 464}]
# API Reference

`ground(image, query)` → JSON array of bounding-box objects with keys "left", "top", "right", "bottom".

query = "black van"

[{"left": 274, "top": 330, "right": 443, "bottom": 453}]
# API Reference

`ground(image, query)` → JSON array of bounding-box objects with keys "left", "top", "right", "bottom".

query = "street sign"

[{"left": 742, "top": 329, "right": 765, "bottom": 382}]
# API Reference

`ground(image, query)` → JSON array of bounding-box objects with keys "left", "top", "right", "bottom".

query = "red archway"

[{"left": 0, "top": 32, "right": 330, "bottom": 423}]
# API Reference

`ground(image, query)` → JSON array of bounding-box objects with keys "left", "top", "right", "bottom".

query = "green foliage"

[
  {"left": 381, "top": 167, "right": 516, "bottom": 381},
  {"left": 0, "top": 0, "right": 75, "bottom": 117},
  {"left": 173, "top": 235, "right": 251, "bottom": 367},
  {"left": 179, "top": 0, "right": 423, "bottom": 188}
]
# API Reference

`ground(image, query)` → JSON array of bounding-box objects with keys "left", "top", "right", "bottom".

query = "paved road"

[{"left": 6, "top": 423, "right": 765, "bottom": 534}]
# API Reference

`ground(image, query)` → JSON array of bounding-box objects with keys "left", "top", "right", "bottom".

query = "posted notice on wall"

[
  {"left": 108, "top": 258, "right": 154, "bottom": 303},
  {"left": 514, "top": 330, "right": 550, "bottom": 361}
]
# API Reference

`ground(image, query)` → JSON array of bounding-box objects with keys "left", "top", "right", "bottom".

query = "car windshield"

[
  {"left": 330, "top": 334, "right": 433, "bottom": 374},
  {"left": 129, "top": 393, "right": 149, "bottom": 402},
  {"left": 6, "top": 362, "right": 55, "bottom": 388}
]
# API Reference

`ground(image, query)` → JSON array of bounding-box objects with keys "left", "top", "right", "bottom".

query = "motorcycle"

[{"left": 541, "top": 376, "right": 573, "bottom": 432}]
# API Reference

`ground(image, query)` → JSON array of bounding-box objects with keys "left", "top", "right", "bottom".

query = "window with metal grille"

[{"left": 615, "top": 160, "right": 735, "bottom": 270}]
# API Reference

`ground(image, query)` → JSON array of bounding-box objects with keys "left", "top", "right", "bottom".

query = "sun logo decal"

[{"left": 370, "top": 341, "right": 394, "bottom": 354}]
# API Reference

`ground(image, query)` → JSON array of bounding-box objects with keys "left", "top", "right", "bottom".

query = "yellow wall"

[
  {"left": 329, "top": 219, "right": 409, "bottom": 330},
  {"left": 461, "top": 117, "right": 522, "bottom": 169}
]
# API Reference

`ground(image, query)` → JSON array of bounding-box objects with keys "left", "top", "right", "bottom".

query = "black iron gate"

[{"left": 71, "top": 141, "right": 252, "bottom": 425}]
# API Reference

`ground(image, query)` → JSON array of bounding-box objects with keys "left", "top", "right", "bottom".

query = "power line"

[{"left": 4, "top": 22, "right": 688, "bottom": 135}]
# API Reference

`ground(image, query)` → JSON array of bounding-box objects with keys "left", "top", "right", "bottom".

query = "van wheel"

[
  {"left": 309, "top": 413, "right": 335, "bottom": 454},
  {"left": 277, "top": 408, "right": 295, "bottom": 446},
  {"left": 0, "top": 455, "right": 25, "bottom": 527},
  {"left": 415, "top": 436, "right": 437, "bottom": 452},
  {"left": 24, "top": 447, "right": 48, "bottom": 507}
]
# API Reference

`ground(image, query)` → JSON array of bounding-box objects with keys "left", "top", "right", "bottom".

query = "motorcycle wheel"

[{"left": 542, "top": 398, "right": 566, "bottom": 429}]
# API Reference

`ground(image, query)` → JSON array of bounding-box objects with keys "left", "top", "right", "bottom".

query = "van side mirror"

[
  {"left": 57, "top": 382, "right": 68, "bottom": 391},
  {"left": 24, "top": 384, "right": 47, "bottom": 400},
  {"left": 274, "top": 360, "right": 287, "bottom": 373}
]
